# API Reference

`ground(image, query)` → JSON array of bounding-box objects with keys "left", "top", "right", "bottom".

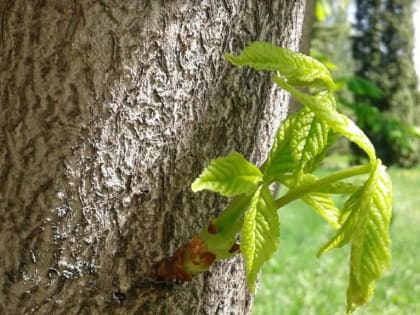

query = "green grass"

[{"left": 252, "top": 165, "right": 420, "bottom": 315}]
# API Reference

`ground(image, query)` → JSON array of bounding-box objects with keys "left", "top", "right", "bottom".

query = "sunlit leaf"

[
  {"left": 284, "top": 173, "right": 340, "bottom": 228},
  {"left": 290, "top": 109, "right": 330, "bottom": 174},
  {"left": 262, "top": 113, "right": 297, "bottom": 182},
  {"left": 225, "top": 41, "right": 335, "bottom": 90},
  {"left": 191, "top": 151, "right": 262, "bottom": 197},
  {"left": 347, "top": 163, "right": 392, "bottom": 312},
  {"left": 273, "top": 76, "right": 376, "bottom": 162},
  {"left": 318, "top": 160, "right": 392, "bottom": 313},
  {"left": 242, "top": 186, "right": 279, "bottom": 292},
  {"left": 263, "top": 108, "right": 332, "bottom": 183},
  {"left": 302, "top": 192, "right": 340, "bottom": 229}
]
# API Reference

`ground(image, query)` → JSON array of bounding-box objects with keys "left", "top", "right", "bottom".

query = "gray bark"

[{"left": 0, "top": 1, "right": 308, "bottom": 314}]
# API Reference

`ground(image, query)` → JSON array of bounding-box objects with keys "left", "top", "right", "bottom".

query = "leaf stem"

[{"left": 274, "top": 164, "right": 371, "bottom": 209}]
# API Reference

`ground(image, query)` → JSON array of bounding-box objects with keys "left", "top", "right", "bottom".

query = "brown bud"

[
  {"left": 155, "top": 235, "right": 217, "bottom": 282},
  {"left": 228, "top": 243, "right": 240, "bottom": 253},
  {"left": 207, "top": 221, "right": 218, "bottom": 234}
]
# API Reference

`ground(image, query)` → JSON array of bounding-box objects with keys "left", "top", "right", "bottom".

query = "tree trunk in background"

[
  {"left": 353, "top": 0, "right": 420, "bottom": 167},
  {"left": 0, "top": 1, "right": 308, "bottom": 314}
]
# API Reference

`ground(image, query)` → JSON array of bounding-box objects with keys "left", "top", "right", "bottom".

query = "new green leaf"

[
  {"left": 302, "top": 192, "right": 340, "bottom": 229},
  {"left": 290, "top": 109, "right": 330, "bottom": 174},
  {"left": 241, "top": 186, "right": 279, "bottom": 292},
  {"left": 318, "top": 160, "right": 392, "bottom": 312},
  {"left": 347, "top": 162, "right": 392, "bottom": 313},
  {"left": 262, "top": 112, "right": 297, "bottom": 182},
  {"left": 191, "top": 151, "right": 262, "bottom": 197},
  {"left": 283, "top": 173, "right": 340, "bottom": 228},
  {"left": 225, "top": 41, "right": 335, "bottom": 90},
  {"left": 262, "top": 108, "right": 331, "bottom": 183},
  {"left": 273, "top": 76, "right": 376, "bottom": 162}
]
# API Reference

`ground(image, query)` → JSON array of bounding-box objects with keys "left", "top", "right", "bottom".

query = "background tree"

[
  {"left": 352, "top": 0, "right": 420, "bottom": 167},
  {"left": 0, "top": 1, "right": 309, "bottom": 314},
  {"left": 312, "top": 0, "right": 354, "bottom": 77}
]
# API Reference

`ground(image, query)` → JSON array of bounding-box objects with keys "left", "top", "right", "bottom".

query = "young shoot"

[{"left": 156, "top": 42, "right": 392, "bottom": 314}]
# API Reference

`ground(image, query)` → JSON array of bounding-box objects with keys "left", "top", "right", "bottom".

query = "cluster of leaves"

[{"left": 191, "top": 42, "right": 392, "bottom": 313}]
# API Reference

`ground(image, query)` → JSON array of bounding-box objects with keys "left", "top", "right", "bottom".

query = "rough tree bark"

[{"left": 0, "top": 1, "right": 308, "bottom": 314}]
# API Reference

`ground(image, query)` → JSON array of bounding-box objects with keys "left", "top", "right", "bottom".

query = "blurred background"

[{"left": 253, "top": 0, "right": 420, "bottom": 314}]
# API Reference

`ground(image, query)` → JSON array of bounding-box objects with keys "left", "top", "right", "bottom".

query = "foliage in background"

[
  {"left": 352, "top": 0, "right": 420, "bottom": 167},
  {"left": 312, "top": 0, "right": 353, "bottom": 78},
  {"left": 311, "top": 0, "right": 420, "bottom": 167},
  {"left": 339, "top": 76, "right": 420, "bottom": 157}
]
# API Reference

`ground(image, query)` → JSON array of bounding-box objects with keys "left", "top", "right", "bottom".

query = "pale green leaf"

[
  {"left": 304, "top": 130, "right": 340, "bottom": 174},
  {"left": 318, "top": 160, "right": 392, "bottom": 313},
  {"left": 225, "top": 41, "right": 335, "bottom": 90},
  {"left": 284, "top": 173, "right": 340, "bottom": 228},
  {"left": 317, "top": 188, "right": 363, "bottom": 255},
  {"left": 261, "top": 113, "right": 297, "bottom": 182},
  {"left": 241, "top": 186, "right": 279, "bottom": 292},
  {"left": 335, "top": 114, "right": 376, "bottom": 163},
  {"left": 347, "top": 163, "right": 392, "bottom": 312},
  {"left": 302, "top": 192, "right": 340, "bottom": 228},
  {"left": 262, "top": 108, "right": 332, "bottom": 183},
  {"left": 290, "top": 108, "right": 330, "bottom": 174},
  {"left": 273, "top": 76, "right": 376, "bottom": 162},
  {"left": 191, "top": 151, "right": 262, "bottom": 197}
]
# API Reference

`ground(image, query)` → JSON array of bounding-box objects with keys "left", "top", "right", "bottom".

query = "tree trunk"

[{"left": 0, "top": 1, "right": 308, "bottom": 314}]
